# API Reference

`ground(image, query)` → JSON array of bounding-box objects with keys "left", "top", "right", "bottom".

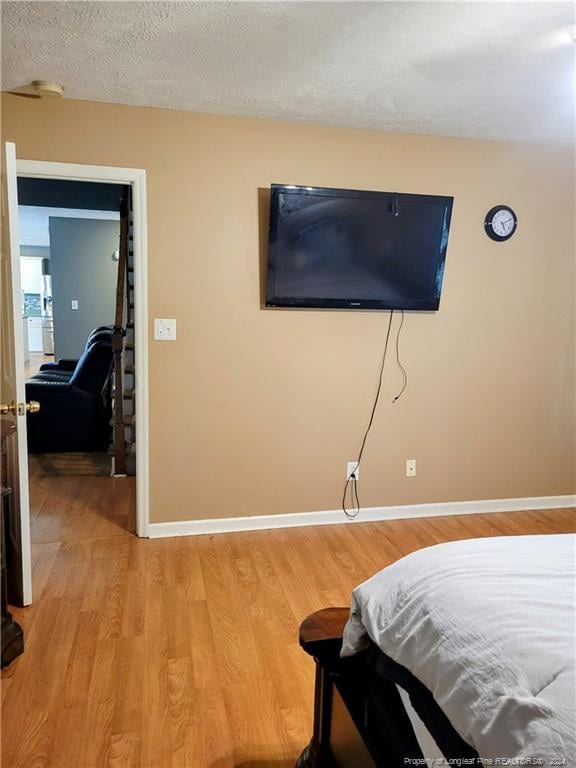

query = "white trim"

[
  {"left": 131, "top": 168, "right": 150, "bottom": 538},
  {"left": 16, "top": 159, "right": 146, "bottom": 185},
  {"left": 148, "top": 495, "right": 576, "bottom": 538},
  {"left": 16, "top": 158, "right": 150, "bottom": 538},
  {"left": 6, "top": 142, "right": 33, "bottom": 604}
]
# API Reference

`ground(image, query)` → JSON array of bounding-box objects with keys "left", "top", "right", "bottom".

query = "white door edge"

[
  {"left": 16, "top": 158, "right": 150, "bottom": 539},
  {"left": 6, "top": 142, "right": 32, "bottom": 604}
]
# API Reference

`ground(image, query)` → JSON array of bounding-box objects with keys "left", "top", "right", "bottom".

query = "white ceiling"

[{"left": 2, "top": 1, "right": 574, "bottom": 144}]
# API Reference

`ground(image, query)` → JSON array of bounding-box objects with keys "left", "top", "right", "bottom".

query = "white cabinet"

[
  {"left": 27, "top": 316, "right": 43, "bottom": 352},
  {"left": 20, "top": 257, "right": 43, "bottom": 294}
]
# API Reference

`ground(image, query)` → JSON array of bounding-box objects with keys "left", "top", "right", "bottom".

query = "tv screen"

[{"left": 266, "top": 184, "right": 454, "bottom": 311}]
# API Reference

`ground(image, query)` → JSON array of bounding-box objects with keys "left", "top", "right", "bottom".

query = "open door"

[{"left": 1, "top": 141, "right": 33, "bottom": 606}]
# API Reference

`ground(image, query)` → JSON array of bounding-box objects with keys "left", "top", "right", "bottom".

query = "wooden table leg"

[
  {"left": 296, "top": 660, "right": 338, "bottom": 767},
  {"left": 296, "top": 608, "right": 350, "bottom": 767}
]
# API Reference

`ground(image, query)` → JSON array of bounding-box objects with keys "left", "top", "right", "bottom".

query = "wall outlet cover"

[
  {"left": 70, "top": 299, "right": 79, "bottom": 310},
  {"left": 346, "top": 461, "right": 360, "bottom": 481}
]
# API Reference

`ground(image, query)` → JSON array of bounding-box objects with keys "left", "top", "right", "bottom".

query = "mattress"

[{"left": 341, "top": 533, "right": 576, "bottom": 765}]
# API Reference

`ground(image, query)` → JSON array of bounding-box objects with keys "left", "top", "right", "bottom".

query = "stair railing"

[{"left": 112, "top": 190, "right": 130, "bottom": 475}]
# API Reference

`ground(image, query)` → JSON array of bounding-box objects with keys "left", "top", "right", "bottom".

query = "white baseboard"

[{"left": 148, "top": 494, "right": 575, "bottom": 539}]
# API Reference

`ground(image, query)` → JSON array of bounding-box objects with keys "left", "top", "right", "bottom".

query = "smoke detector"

[{"left": 8, "top": 80, "right": 64, "bottom": 99}]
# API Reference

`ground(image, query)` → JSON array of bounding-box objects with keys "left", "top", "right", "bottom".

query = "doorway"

[{"left": 3, "top": 151, "right": 149, "bottom": 611}]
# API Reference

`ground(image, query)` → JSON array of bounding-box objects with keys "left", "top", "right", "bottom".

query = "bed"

[{"left": 296, "top": 534, "right": 575, "bottom": 767}]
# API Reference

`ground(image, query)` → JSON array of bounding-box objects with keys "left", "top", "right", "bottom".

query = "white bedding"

[{"left": 341, "top": 534, "right": 576, "bottom": 764}]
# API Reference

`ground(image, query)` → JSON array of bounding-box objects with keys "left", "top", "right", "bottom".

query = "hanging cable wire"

[
  {"left": 392, "top": 309, "right": 408, "bottom": 403},
  {"left": 342, "top": 310, "right": 394, "bottom": 519}
]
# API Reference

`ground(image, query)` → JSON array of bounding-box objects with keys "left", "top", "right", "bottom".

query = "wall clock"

[{"left": 484, "top": 205, "right": 517, "bottom": 242}]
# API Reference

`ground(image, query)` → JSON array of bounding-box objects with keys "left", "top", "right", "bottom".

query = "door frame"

[{"left": 17, "top": 158, "right": 150, "bottom": 538}]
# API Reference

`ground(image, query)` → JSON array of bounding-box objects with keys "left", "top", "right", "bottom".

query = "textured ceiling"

[{"left": 1, "top": 1, "right": 574, "bottom": 144}]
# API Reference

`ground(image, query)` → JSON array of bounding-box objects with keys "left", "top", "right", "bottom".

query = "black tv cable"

[
  {"left": 393, "top": 309, "right": 407, "bottom": 402},
  {"left": 342, "top": 309, "right": 408, "bottom": 520}
]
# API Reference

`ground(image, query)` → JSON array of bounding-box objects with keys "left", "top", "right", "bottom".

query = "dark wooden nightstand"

[{"left": 1, "top": 419, "right": 24, "bottom": 668}]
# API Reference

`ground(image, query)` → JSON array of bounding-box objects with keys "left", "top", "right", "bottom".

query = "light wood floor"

[
  {"left": 1, "top": 479, "right": 574, "bottom": 768},
  {"left": 24, "top": 352, "right": 52, "bottom": 380}
]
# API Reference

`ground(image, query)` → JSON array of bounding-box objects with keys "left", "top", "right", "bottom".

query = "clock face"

[{"left": 485, "top": 205, "right": 517, "bottom": 241}]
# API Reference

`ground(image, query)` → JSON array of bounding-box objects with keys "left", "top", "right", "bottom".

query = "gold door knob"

[{"left": 0, "top": 401, "right": 40, "bottom": 416}]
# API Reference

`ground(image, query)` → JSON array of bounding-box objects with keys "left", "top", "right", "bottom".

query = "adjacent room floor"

[
  {"left": 24, "top": 352, "right": 51, "bottom": 380},
  {"left": 2, "top": 483, "right": 574, "bottom": 767}
]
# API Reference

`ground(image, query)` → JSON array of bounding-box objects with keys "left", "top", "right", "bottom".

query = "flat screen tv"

[{"left": 266, "top": 184, "right": 454, "bottom": 311}]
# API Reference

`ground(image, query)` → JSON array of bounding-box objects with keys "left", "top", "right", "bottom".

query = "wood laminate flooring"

[
  {"left": 1, "top": 476, "right": 574, "bottom": 767},
  {"left": 24, "top": 352, "right": 52, "bottom": 380},
  {"left": 28, "top": 452, "right": 113, "bottom": 479}
]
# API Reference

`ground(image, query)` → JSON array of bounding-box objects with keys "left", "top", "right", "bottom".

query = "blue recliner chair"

[
  {"left": 26, "top": 335, "right": 114, "bottom": 453},
  {"left": 35, "top": 326, "right": 113, "bottom": 381}
]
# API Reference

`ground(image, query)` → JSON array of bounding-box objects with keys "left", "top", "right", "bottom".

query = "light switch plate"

[
  {"left": 70, "top": 299, "right": 79, "bottom": 310},
  {"left": 154, "top": 318, "right": 177, "bottom": 341}
]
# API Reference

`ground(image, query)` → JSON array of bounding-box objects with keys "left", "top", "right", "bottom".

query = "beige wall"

[{"left": 2, "top": 94, "right": 574, "bottom": 523}]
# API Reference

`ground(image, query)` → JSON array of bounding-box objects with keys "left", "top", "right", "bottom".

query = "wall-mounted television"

[{"left": 266, "top": 184, "right": 454, "bottom": 311}]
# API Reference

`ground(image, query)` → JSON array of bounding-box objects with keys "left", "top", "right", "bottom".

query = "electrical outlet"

[
  {"left": 70, "top": 299, "right": 79, "bottom": 310},
  {"left": 154, "top": 318, "right": 177, "bottom": 341},
  {"left": 406, "top": 459, "right": 417, "bottom": 477},
  {"left": 347, "top": 461, "right": 360, "bottom": 481}
]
